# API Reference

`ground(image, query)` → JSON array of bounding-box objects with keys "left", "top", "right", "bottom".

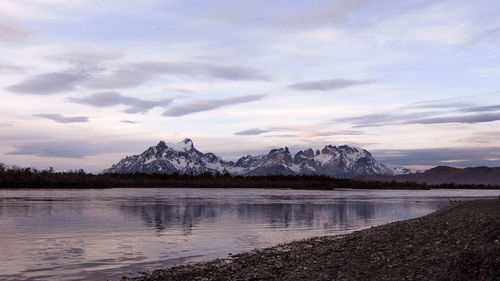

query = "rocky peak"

[
  {"left": 203, "top": 152, "right": 221, "bottom": 163},
  {"left": 321, "top": 145, "right": 335, "bottom": 155},
  {"left": 321, "top": 144, "right": 364, "bottom": 155},
  {"left": 156, "top": 141, "right": 167, "bottom": 149},
  {"left": 267, "top": 147, "right": 293, "bottom": 165},
  {"left": 268, "top": 147, "right": 289, "bottom": 154},
  {"left": 303, "top": 148, "right": 315, "bottom": 158},
  {"left": 294, "top": 148, "right": 315, "bottom": 165},
  {"left": 182, "top": 138, "right": 194, "bottom": 149}
]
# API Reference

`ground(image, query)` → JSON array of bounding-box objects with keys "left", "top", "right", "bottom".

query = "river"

[{"left": 0, "top": 188, "right": 498, "bottom": 281}]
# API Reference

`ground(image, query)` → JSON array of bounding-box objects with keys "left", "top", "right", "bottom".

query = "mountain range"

[{"left": 104, "top": 138, "right": 412, "bottom": 178}]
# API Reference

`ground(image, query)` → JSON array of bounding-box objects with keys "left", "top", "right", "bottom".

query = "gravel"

[{"left": 120, "top": 199, "right": 500, "bottom": 281}]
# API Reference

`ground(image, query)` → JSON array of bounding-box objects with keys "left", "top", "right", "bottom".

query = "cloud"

[
  {"left": 69, "top": 91, "right": 174, "bottom": 114},
  {"left": 330, "top": 95, "right": 500, "bottom": 128},
  {"left": 0, "top": 64, "right": 24, "bottom": 73},
  {"left": 460, "top": 105, "right": 500, "bottom": 113},
  {"left": 457, "top": 130, "right": 500, "bottom": 146},
  {"left": 263, "top": 134, "right": 299, "bottom": 138},
  {"left": 234, "top": 126, "right": 368, "bottom": 138},
  {"left": 163, "top": 94, "right": 266, "bottom": 117},
  {"left": 408, "top": 112, "right": 500, "bottom": 125},
  {"left": 0, "top": 22, "right": 32, "bottom": 42},
  {"left": 405, "top": 101, "right": 473, "bottom": 110},
  {"left": 49, "top": 51, "right": 122, "bottom": 65},
  {"left": 307, "top": 130, "right": 367, "bottom": 136},
  {"left": 6, "top": 71, "right": 87, "bottom": 95},
  {"left": 7, "top": 141, "right": 95, "bottom": 158},
  {"left": 234, "top": 128, "right": 271, "bottom": 135},
  {"left": 120, "top": 120, "right": 138, "bottom": 124},
  {"left": 373, "top": 147, "right": 500, "bottom": 168},
  {"left": 334, "top": 112, "right": 432, "bottom": 127},
  {"left": 163, "top": 87, "right": 195, "bottom": 94},
  {"left": 0, "top": 122, "right": 14, "bottom": 127},
  {"left": 85, "top": 61, "right": 270, "bottom": 90},
  {"left": 333, "top": 107, "right": 500, "bottom": 127},
  {"left": 197, "top": 0, "right": 365, "bottom": 31},
  {"left": 6, "top": 139, "right": 146, "bottom": 158},
  {"left": 199, "top": 64, "right": 269, "bottom": 81},
  {"left": 289, "top": 78, "right": 371, "bottom": 91},
  {"left": 279, "top": 0, "right": 365, "bottom": 28},
  {"left": 84, "top": 69, "right": 152, "bottom": 90},
  {"left": 5, "top": 60, "right": 268, "bottom": 95},
  {"left": 34, "top": 114, "right": 89, "bottom": 123}
]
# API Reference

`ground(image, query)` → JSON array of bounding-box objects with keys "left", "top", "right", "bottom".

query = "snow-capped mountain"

[
  {"left": 104, "top": 139, "right": 232, "bottom": 175},
  {"left": 388, "top": 166, "right": 418, "bottom": 175},
  {"left": 290, "top": 145, "right": 394, "bottom": 177},
  {"left": 104, "top": 138, "right": 396, "bottom": 178},
  {"left": 231, "top": 147, "right": 296, "bottom": 176}
]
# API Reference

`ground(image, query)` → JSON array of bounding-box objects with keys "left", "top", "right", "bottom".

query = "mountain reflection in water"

[
  {"left": 0, "top": 188, "right": 498, "bottom": 281},
  {"left": 118, "top": 201, "right": 383, "bottom": 234}
]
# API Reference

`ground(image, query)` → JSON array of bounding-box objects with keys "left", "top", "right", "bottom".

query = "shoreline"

[
  {"left": 2, "top": 170, "right": 499, "bottom": 190},
  {"left": 121, "top": 198, "right": 500, "bottom": 281}
]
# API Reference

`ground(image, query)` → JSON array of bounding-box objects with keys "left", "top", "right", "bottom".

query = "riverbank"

[
  {"left": 121, "top": 198, "right": 500, "bottom": 281},
  {"left": 4, "top": 169, "right": 500, "bottom": 190}
]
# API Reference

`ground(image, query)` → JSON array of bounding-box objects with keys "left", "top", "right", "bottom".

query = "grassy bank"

[{"left": 121, "top": 198, "right": 500, "bottom": 281}]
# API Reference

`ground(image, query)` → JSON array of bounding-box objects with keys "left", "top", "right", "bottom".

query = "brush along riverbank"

[{"left": 121, "top": 198, "right": 500, "bottom": 281}]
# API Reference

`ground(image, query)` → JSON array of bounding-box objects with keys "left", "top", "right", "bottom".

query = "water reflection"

[
  {"left": 118, "top": 202, "right": 377, "bottom": 233},
  {"left": 119, "top": 203, "right": 218, "bottom": 234},
  {"left": 117, "top": 200, "right": 439, "bottom": 235},
  {"left": 0, "top": 188, "right": 498, "bottom": 281}
]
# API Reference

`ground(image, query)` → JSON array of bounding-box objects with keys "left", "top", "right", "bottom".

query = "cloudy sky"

[{"left": 1, "top": 0, "right": 500, "bottom": 172}]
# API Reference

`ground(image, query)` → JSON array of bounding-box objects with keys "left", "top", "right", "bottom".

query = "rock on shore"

[{"left": 121, "top": 199, "right": 500, "bottom": 281}]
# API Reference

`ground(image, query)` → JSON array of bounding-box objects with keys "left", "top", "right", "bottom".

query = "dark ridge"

[{"left": 362, "top": 165, "right": 500, "bottom": 186}]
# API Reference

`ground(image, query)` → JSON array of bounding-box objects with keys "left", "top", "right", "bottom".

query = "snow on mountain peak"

[
  {"left": 182, "top": 138, "right": 193, "bottom": 146},
  {"left": 388, "top": 166, "right": 419, "bottom": 175},
  {"left": 105, "top": 139, "right": 395, "bottom": 177},
  {"left": 157, "top": 138, "right": 194, "bottom": 152}
]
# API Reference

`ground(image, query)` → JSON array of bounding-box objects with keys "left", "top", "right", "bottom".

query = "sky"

[{"left": 1, "top": 0, "right": 500, "bottom": 172}]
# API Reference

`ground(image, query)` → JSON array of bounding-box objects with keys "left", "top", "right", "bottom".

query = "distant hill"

[{"left": 363, "top": 166, "right": 500, "bottom": 186}]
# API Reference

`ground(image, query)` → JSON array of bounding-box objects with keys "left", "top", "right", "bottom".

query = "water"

[{"left": 0, "top": 188, "right": 498, "bottom": 281}]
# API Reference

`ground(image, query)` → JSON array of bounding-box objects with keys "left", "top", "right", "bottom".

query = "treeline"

[{"left": 0, "top": 164, "right": 498, "bottom": 190}]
